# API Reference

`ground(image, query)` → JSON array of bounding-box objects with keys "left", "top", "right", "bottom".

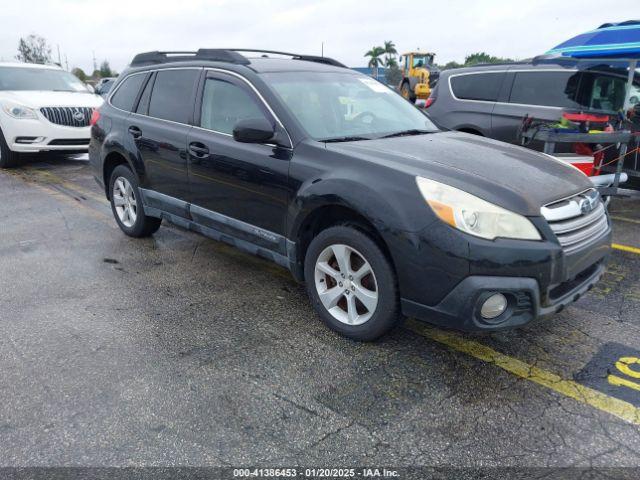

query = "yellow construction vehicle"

[{"left": 399, "top": 51, "right": 439, "bottom": 103}]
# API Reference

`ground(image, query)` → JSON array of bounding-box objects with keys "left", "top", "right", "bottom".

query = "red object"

[
  {"left": 424, "top": 96, "right": 435, "bottom": 108},
  {"left": 573, "top": 143, "right": 602, "bottom": 176},
  {"left": 89, "top": 108, "right": 100, "bottom": 126},
  {"left": 562, "top": 112, "right": 609, "bottom": 123}
]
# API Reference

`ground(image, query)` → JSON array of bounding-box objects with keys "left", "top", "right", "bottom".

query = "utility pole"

[{"left": 92, "top": 51, "right": 97, "bottom": 74}]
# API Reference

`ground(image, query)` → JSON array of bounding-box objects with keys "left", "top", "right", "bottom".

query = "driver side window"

[{"left": 200, "top": 78, "right": 267, "bottom": 134}]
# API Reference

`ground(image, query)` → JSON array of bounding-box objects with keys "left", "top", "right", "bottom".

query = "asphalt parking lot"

[{"left": 2, "top": 154, "right": 640, "bottom": 470}]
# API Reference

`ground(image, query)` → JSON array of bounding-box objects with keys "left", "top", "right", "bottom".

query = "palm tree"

[
  {"left": 383, "top": 40, "right": 398, "bottom": 60},
  {"left": 364, "top": 46, "right": 385, "bottom": 78}
]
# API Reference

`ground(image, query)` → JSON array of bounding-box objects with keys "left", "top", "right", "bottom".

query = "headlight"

[
  {"left": 416, "top": 176, "right": 541, "bottom": 240},
  {"left": 2, "top": 102, "right": 38, "bottom": 119}
]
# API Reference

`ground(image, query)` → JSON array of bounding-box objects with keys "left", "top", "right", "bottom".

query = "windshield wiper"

[
  {"left": 379, "top": 129, "right": 433, "bottom": 139},
  {"left": 321, "top": 135, "right": 372, "bottom": 143}
]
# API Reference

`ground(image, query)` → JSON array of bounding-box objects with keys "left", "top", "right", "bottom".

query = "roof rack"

[
  {"left": 229, "top": 49, "right": 347, "bottom": 68},
  {"left": 131, "top": 49, "right": 250, "bottom": 66},
  {"left": 130, "top": 48, "right": 347, "bottom": 68}
]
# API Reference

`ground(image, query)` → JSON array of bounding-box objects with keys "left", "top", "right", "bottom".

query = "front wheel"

[
  {"left": 109, "top": 165, "right": 161, "bottom": 237},
  {"left": 0, "top": 128, "right": 20, "bottom": 168},
  {"left": 400, "top": 82, "right": 415, "bottom": 103},
  {"left": 304, "top": 225, "right": 400, "bottom": 341}
]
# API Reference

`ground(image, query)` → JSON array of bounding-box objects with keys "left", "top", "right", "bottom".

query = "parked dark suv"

[
  {"left": 426, "top": 61, "right": 640, "bottom": 143},
  {"left": 89, "top": 49, "right": 611, "bottom": 341}
]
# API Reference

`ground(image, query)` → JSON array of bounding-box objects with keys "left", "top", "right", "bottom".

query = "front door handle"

[
  {"left": 188, "top": 142, "right": 210, "bottom": 158},
  {"left": 128, "top": 126, "right": 142, "bottom": 139}
]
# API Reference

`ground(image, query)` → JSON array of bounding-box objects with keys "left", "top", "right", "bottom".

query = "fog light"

[{"left": 480, "top": 293, "right": 507, "bottom": 319}]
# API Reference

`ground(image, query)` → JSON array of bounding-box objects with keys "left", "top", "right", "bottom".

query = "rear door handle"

[
  {"left": 128, "top": 126, "right": 142, "bottom": 139},
  {"left": 188, "top": 142, "right": 210, "bottom": 158}
]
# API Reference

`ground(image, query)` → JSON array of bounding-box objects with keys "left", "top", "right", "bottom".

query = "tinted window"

[
  {"left": 110, "top": 74, "right": 146, "bottom": 111},
  {"left": 450, "top": 72, "right": 503, "bottom": 101},
  {"left": 148, "top": 69, "right": 199, "bottom": 123},
  {"left": 135, "top": 74, "right": 154, "bottom": 115},
  {"left": 509, "top": 71, "right": 580, "bottom": 107},
  {"left": 200, "top": 78, "right": 267, "bottom": 134}
]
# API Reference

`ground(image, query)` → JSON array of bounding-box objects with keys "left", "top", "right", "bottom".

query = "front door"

[{"left": 187, "top": 71, "right": 292, "bottom": 253}]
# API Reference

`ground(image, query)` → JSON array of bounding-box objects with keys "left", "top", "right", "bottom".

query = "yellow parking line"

[
  {"left": 612, "top": 243, "right": 640, "bottom": 255},
  {"left": 611, "top": 215, "right": 640, "bottom": 225},
  {"left": 407, "top": 320, "right": 640, "bottom": 426}
]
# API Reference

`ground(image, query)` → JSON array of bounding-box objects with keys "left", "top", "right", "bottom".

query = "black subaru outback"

[{"left": 89, "top": 49, "right": 611, "bottom": 341}]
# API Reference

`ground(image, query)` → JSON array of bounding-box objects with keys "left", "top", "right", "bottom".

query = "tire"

[
  {"left": 401, "top": 82, "right": 415, "bottom": 103},
  {"left": 0, "top": 128, "right": 20, "bottom": 168},
  {"left": 108, "top": 164, "right": 161, "bottom": 237},
  {"left": 304, "top": 225, "right": 400, "bottom": 341}
]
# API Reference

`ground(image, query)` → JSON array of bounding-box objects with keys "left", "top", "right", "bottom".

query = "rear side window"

[
  {"left": 148, "top": 69, "right": 199, "bottom": 124},
  {"left": 110, "top": 74, "right": 146, "bottom": 111},
  {"left": 200, "top": 78, "right": 267, "bottom": 134},
  {"left": 509, "top": 71, "right": 580, "bottom": 107},
  {"left": 450, "top": 72, "right": 503, "bottom": 101}
]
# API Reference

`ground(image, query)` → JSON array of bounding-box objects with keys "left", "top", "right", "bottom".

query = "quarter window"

[
  {"left": 148, "top": 69, "right": 199, "bottom": 124},
  {"left": 450, "top": 72, "right": 504, "bottom": 102},
  {"left": 200, "top": 78, "right": 267, "bottom": 134},
  {"left": 110, "top": 74, "right": 146, "bottom": 112},
  {"left": 135, "top": 74, "right": 154, "bottom": 115},
  {"left": 509, "top": 71, "right": 580, "bottom": 108}
]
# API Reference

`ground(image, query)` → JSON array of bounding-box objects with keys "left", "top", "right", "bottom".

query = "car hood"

[
  {"left": 0, "top": 90, "right": 103, "bottom": 109},
  {"left": 326, "top": 131, "right": 594, "bottom": 216}
]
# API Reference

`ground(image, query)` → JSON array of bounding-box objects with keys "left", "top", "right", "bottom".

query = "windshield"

[
  {"left": 263, "top": 71, "right": 438, "bottom": 141},
  {"left": 412, "top": 55, "right": 433, "bottom": 67},
  {"left": 0, "top": 66, "right": 89, "bottom": 92}
]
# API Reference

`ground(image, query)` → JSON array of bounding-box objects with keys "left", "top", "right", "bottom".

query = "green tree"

[
  {"left": 72, "top": 67, "right": 87, "bottom": 82},
  {"left": 383, "top": 40, "right": 397, "bottom": 68},
  {"left": 15, "top": 34, "right": 52, "bottom": 64},
  {"left": 364, "top": 46, "right": 385, "bottom": 78},
  {"left": 99, "top": 60, "right": 113, "bottom": 78},
  {"left": 441, "top": 60, "right": 464, "bottom": 70},
  {"left": 464, "top": 52, "right": 513, "bottom": 66}
]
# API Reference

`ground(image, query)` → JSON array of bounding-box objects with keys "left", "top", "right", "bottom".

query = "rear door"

[
  {"left": 491, "top": 69, "right": 581, "bottom": 144},
  {"left": 444, "top": 71, "right": 505, "bottom": 136},
  {"left": 127, "top": 68, "right": 200, "bottom": 216},
  {"left": 186, "top": 70, "right": 292, "bottom": 250}
]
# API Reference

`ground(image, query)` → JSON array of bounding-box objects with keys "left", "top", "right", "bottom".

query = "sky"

[{"left": 0, "top": 0, "right": 638, "bottom": 74}]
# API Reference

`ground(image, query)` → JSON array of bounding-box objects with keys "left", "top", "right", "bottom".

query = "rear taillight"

[
  {"left": 424, "top": 96, "right": 436, "bottom": 108},
  {"left": 90, "top": 108, "right": 101, "bottom": 126}
]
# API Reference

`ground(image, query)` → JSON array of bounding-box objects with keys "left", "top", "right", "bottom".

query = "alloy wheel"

[
  {"left": 314, "top": 244, "right": 378, "bottom": 325},
  {"left": 113, "top": 176, "right": 138, "bottom": 228}
]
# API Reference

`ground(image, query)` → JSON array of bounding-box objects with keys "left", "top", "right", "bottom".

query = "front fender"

[{"left": 287, "top": 176, "right": 432, "bottom": 241}]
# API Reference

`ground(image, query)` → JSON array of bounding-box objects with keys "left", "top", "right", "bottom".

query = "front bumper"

[
  {"left": 402, "top": 260, "right": 606, "bottom": 332},
  {"left": 2, "top": 117, "right": 91, "bottom": 152},
  {"left": 395, "top": 218, "right": 611, "bottom": 332}
]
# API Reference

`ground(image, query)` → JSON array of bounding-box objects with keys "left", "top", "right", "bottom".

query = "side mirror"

[{"left": 233, "top": 118, "right": 275, "bottom": 144}]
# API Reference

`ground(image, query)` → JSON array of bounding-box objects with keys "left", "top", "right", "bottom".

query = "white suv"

[{"left": 0, "top": 62, "right": 103, "bottom": 168}]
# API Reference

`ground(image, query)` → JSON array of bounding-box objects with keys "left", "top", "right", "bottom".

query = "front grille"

[
  {"left": 40, "top": 107, "right": 92, "bottom": 127},
  {"left": 541, "top": 188, "right": 609, "bottom": 254}
]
